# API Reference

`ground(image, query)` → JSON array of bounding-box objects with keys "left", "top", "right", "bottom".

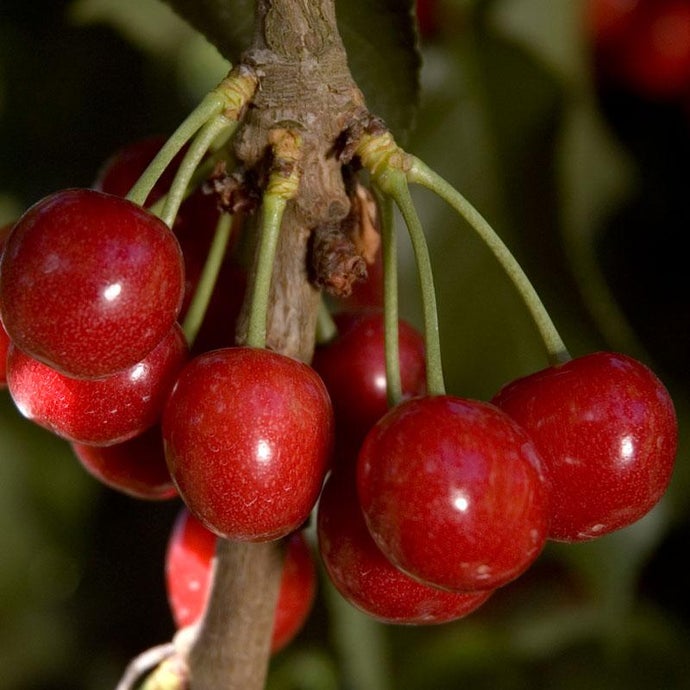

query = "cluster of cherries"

[
  {"left": 586, "top": 0, "right": 690, "bottom": 102},
  {"left": 0, "top": 130, "right": 679, "bottom": 650}
]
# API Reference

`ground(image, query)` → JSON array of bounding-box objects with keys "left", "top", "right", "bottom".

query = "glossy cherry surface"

[
  {"left": 311, "top": 310, "right": 426, "bottom": 455},
  {"left": 71, "top": 425, "right": 177, "bottom": 500},
  {"left": 163, "top": 346, "right": 333, "bottom": 541},
  {"left": 0, "top": 188, "right": 185, "bottom": 378},
  {"left": 7, "top": 323, "right": 188, "bottom": 446},
  {"left": 318, "top": 467, "right": 493, "bottom": 624},
  {"left": 165, "top": 508, "right": 316, "bottom": 652},
  {"left": 491, "top": 351, "right": 678, "bottom": 542},
  {"left": 357, "top": 395, "right": 549, "bottom": 592}
]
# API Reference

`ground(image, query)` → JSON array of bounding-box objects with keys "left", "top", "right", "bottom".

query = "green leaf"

[
  {"left": 158, "top": 0, "right": 254, "bottom": 63},
  {"left": 336, "top": 0, "right": 420, "bottom": 143}
]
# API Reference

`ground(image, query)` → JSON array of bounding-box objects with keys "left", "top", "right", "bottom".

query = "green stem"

[
  {"left": 126, "top": 92, "right": 225, "bottom": 207},
  {"left": 160, "top": 113, "right": 234, "bottom": 228},
  {"left": 408, "top": 157, "right": 570, "bottom": 366},
  {"left": 387, "top": 173, "right": 445, "bottom": 397},
  {"left": 245, "top": 193, "right": 288, "bottom": 349},
  {"left": 375, "top": 189, "right": 402, "bottom": 407},
  {"left": 148, "top": 147, "right": 235, "bottom": 218},
  {"left": 181, "top": 212, "right": 234, "bottom": 347}
]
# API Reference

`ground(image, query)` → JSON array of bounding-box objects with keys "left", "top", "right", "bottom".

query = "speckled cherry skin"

[
  {"left": 311, "top": 310, "right": 426, "bottom": 455},
  {"left": 0, "top": 188, "right": 185, "bottom": 379},
  {"left": 165, "top": 508, "right": 317, "bottom": 652},
  {"left": 0, "top": 314, "right": 9, "bottom": 389},
  {"left": 162, "top": 347, "right": 334, "bottom": 542},
  {"left": 357, "top": 395, "right": 549, "bottom": 592},
  {"left": 71, "top": 424, "right": 177, "bottom": 500},
  {"left": 318, "top": 467, "right": 493, "bottom": 624},
  {"left": 0, "top": 223, "right": 12, "bottom": 387},
  {"left": 491, "top": 352, "right": 678, "bottom": 542},
  {"left": 7, "top": 323, "right": 188, "bottom": 446}
]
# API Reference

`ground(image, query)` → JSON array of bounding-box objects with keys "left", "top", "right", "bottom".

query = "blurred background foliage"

[{"left": 1, "top": 0, "right": 690, "bottom": 688}]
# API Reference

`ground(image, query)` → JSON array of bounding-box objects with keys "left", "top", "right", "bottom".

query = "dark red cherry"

[
  {"left": 71, "top": 425, "right": 177, "bottom": 500},
  {"left": 0, "top": 189, "right": 185, "bottom": 379},
  {"left": 311, "top": 310, "right": 426, "bottom": 457},
  {"left": 165, "top": 508, "right": 317, "bottom": 652},
  {"left": 7, "top": 323, "right": 188, "bottom": 446},
  {"left": 357, "top": 395, "right": 549, "bottom": 592},
  {"left": 318, "top": 467, "right": 493, "bottom": 624},
  {"left": 491, "top": 351, "right": 678, "bottom": 542},
  {"left": 162, "top": 347, "right": 334, "bottom": 541}
]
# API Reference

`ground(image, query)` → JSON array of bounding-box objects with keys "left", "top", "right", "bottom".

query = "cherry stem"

[
  {"left": 159, "top": 113, "right": 235, "bottom": 228},
  {"left": 126, "top": 64, "right": 258, "bottom": 212},
  {"left": 181, "top": 212, "right": 234, "bottom": 347},
  {"left": 356, "top": 131, "right": 445, "bottom": 396},
  {"left": 245, "top": 129, "right": 302, "bottom": 349},
  {"left": 407, "top": 157, "right": 571, "bottom": 366},
  {"left": 389, "top": 176, "right": 445, "bottom": 396},
  {"left": 375, "top": 189, "right": 402, "bottom": 407},
  {"left": 126, "top": 91, "right": 225, "bottom": 207}
]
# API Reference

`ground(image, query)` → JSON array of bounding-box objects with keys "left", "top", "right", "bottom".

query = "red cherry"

[
  {"left": 0, "top": 189, "right": 185, "bottom": 379},
  {"left": 162, "top": 347, "right": 334, "bottom": 541},
  {"left": 0, "top": 314, "right": 9, "bottom": 389},
  {"left": 311, "top": 310, "right": 426, "bottom": 456},
  {"left": 491, "top": 352, "right": 678, "bottom": 542},
  {"left": 318, "top": 468, "right": 493, "bottom": 624},
  {"left": 357, "top": 395, "right": 549, "bottom": 592},
  {"left": 271, "top": 529, "right": 318, "bottom": 653},
  {"left": 617, "top": 1, "right": 690, "bottom": 99},
  {"left": 0, "top": 222, "right": 11, "bottom": 388},
  {"left": 71, "top": 425, "right": 177, "bottom": 500},
  {"left": 7, "top": 323, "right": 188, "bottom": 446},
  {"left": 165, "top": 508, "right": 316, "bottom": 652}
]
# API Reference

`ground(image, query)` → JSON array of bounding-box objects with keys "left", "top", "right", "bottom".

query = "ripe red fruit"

[
  {"left": 7, "top": 323, "right": 188, "bottom": 446},
  {"left": 71, "top": 425, "right": 177, "bottom": 500},
  {"left": 0, "top": 222, "right": 11, "bottom": 387},
  {"left": 491, "top": 351, "right": 678, "bottom": 542},
  {"left": 311, "top": 310, "right": 426, "bottom": 456},
  {"left": 162, "top": 347, "right": 334, "bottom": 541},
  {"left": 318, "top": 468, "right": 493, "bottom": 624},
  {"left": 165, "top": 508, "right": 317, "bottom": 652},
  {"left": 0, "top": 189, "right": 185, "bottom": 379},
  {"left": 0, "top": 314, "right": 9, "bottom": 389},
  {"left": 357, "top": 395, "right": 549, "bottom": 592}
]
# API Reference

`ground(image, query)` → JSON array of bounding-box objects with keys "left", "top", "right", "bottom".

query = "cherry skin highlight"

[
  {"left": 7, "top": 323, "right": 188, "bottom": 446},
  {"left": 71, "top": 425, "right": 177, "bottom": 500},
  {"left": 318, "top": 467, "right": 493, "bottom": 624},
  {"left": 0, "top": 188, "right": 185, "bottom": 379},
  {"left": 165, "top": 508, "right": 317, "bottom": 652},
  {"left": 491, "top": 351, "right": 678, "bottom": 542},
  {"left": 162, "top": 346, "right": 334, "bottom": 541},
  {"left": 357, "top": 395, "right": 550, "bottom": 592}
]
